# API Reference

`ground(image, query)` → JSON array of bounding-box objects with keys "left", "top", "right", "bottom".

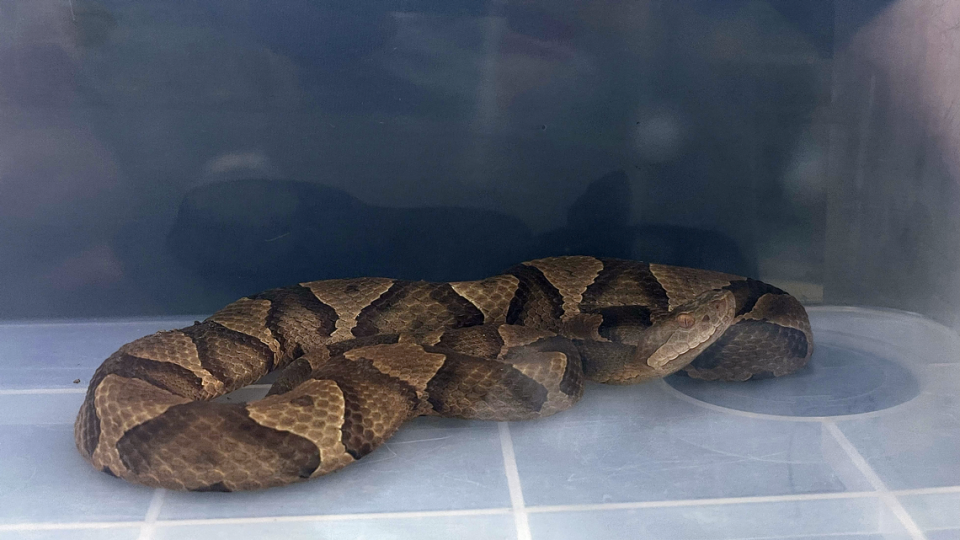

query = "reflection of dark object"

[
  {"left": 0, "top": 44, "right": 76, "bottom": 106},
  {"left": 629, "top": 224, "right": 754, "bottom": 277},
  {"left": 763, "top": 0, "right": 898, "bottom": 57},
  {"left": 567, "top": 170, "right": 631, "bottom": 230},
  {"left": 167, "top": 180, "right": 532, "bottom": 296},
  {"left": 533, "top": 170, "right": 755, "bottom": 277},
  {"left": 250, "top": 2, "right": 394, "bottom": 67},
  {"left": 71, "top": 0, "right": 118, "bottom": 48},
  {"left": 170, "top": 171, "right": 753, "bottom": 301},
  {"left": 505, "top": 3, "right": 576, "bottom": 42},
  {"left": 533, "top": 171, "right": 634, "bottom": 259},
  {"left": 766, "top": 0, "right": 834, "bottom": 58}
]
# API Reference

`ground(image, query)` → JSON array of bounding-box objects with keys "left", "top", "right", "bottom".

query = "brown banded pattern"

[
  {"left": 75, "top": 256, "right": 813, "bottom": 491},
  {"left": 524, "top": 256, "right": 604, "bottom": 322},
  {"left": 252, "top": 285, "right": 339, "bottom": 360},
  {"left": 449, "top": 274, "right": 521, "bottom": 323}
]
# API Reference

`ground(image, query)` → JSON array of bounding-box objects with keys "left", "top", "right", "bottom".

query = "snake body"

[{"left": 75, "top": 256, "right": 812, "bottom": 491}]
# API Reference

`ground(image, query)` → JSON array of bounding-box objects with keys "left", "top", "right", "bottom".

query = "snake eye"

[{"left": 677, "top": 313, "right": 695, "bottom": 328}]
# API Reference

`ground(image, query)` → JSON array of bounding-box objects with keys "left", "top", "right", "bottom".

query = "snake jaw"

[{"left": 645, "top": 290, "right": 737, "bottom": 370}]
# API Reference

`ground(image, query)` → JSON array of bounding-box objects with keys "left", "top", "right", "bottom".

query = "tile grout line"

[
  {"left": 526, "top": 490, "right": 883, "bottom": 513},
  {"left": 136, "top": 488, "right": 167, "bottom": 540},
  {"left": 0, "top": 521, "right": 144, "bottom": 532},
  {"left": 0, "top": 388, "right": 86, "bottom": 395},
  {"left": 2, "top": 484, "right": 958, "bottom": 532},
  {"left": 823, "top": 421, "right": 927, "bottom": 540},
  {"left": 157, "top": 508, "right": 513, "bottom": 527},
  {"left": 0, "top": 508, "right": 512, "bottom": 532},
  {"left": 498, "top": 422, "right": 532, "bottom": 540},
  {"left": 892, "top": 486, "right": 960, "bottom": 496}
]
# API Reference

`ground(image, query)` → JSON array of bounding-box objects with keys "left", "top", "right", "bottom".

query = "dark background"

[{"left": 2, "top": 0, "right": 957, "bottom": 332}]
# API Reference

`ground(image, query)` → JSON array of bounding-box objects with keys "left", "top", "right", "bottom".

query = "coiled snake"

[{"left": 75, "top": 256, "right": 812, "bottom": 491}]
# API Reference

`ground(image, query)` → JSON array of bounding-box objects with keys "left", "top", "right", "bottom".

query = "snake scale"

[{"left": 75, "top": 256, "right": 813, "bottom": 491}]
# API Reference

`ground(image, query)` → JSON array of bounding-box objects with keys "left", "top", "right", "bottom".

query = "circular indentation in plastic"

[{"left": 665, "top": 343, "right": 920, "bottom": 417}]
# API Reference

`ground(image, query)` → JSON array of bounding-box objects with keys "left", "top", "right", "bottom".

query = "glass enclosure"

[{"left": 1, "top": 0, "right": 957, "bottom": 538}]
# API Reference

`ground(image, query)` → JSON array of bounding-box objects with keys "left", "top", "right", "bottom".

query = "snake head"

[{"left": 643, "top": 289, "right": 737, "bottom": 372}]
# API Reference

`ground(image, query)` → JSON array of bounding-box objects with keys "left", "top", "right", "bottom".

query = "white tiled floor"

[{"left": 0, "top": 306, "right": 957, "bottom": 540}]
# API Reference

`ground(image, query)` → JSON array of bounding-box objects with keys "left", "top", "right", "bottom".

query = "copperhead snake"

[{"left": 75, "top": 256, "right": 813, "bottom": 491}]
